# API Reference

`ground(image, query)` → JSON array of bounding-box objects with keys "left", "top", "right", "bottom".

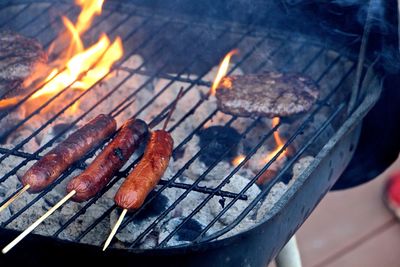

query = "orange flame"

[
  {"left": 232, "top": 118, "right": 287, "bottom": 167},
  {"left": 0, "top": 97, "right": 21, "bottom": 110},
  {"left": 264, "top": 117, "right": 286, "bottom": 163},
  {"left": 20, "top": 0, "right": 123, "bottom": 112},
  {"left": 210, "top": 49, "right": 238, "bottom": 96},
  {"left": 75, "top": 0, "right": 104, "bottom": 35},
  {"left": 232, "top": 154, "right": 246, "bottom": 167}
]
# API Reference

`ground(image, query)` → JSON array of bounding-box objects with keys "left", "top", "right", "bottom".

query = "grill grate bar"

[
  {"left": 0, "top": 18, "right": 184, "bottom": 187},
  {"left": 193, "top": 64, "right": 356, "bottom": 243},
  {"left": 115, "top": 67, "right": 211, "bottom": 88},
  {"left": 37, "top": 8, "right": 116, "bottom": 51},
  {"left": 157, "top": 52, "right": 355, "bottom": 246},
  {"left": 101, "top": 30, "right": 280, "bottom": 235},
  {"left": 122, "top": 42, "right": 309, "bottom": 247},
  {"left": 0, "top": 9, "right": 151, "bottom": 141},
  {"left": 0, "top": 2, "right": 364, "bottom": 251},
  {"left": 62, "top": 111, "right": 236, "bottom": 239},
  {"left": 49, "top": 21, "right": 254, "bottom": 237},
  {"left": 14, "top": 3, "right": 55, "bottom": 31},
  {"left": 76, "top": 29, "right": 305, "bottom": 245},
  {"left": 127, "top": 117, "right": 260, "bottom": 247},
  {"left": 3, "top": 13, "right": 234, "bottom": 224},
  {"left": 0, "top": 17, "right": 190, "bottom": 211},
  {"left": 129, "top": 38, "right": 349, "bottom": 247},
  {"left": 0, "top": 13, "right": 169, "bottom": 164},
  {"left": 74, "top": 204, "right": 117, "bottom": 242},
  {"left": 157, "top": 180, "right": 248, "bottom": 200},
  {"left": 157, "top": 121, "right": 282, "bottom": 246},
  {"left": 0, "top": 3, "right": 32, "bottom": 28},
  {"left": 141, "top": 29, "right": 255, "bottom": 131},
  {"left": 71, "top": 109, "right": 224, "bottom": 241},
  {"left": 0, "top": 4, "right": 77, "bottom": 101},
  {"left": 135, "top": 43, "right": 312, "bottom": 247},
  {"left": 108, "top": 25, "right": 211, "bottom": 117},
  {"left": 198, "top": 102, "right": 347, "bottom": 243},
  {"left": 0, "top": 7, "right": 145, "bottom": 123},
  {"left": 0, "top": 147, "right": 40, "bottom": 160},
  {"left": 109, "top": 27, "right": 231, "bottom": 118}
]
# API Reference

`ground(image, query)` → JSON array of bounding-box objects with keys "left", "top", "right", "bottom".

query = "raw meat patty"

[
  {"left": 216, "top": 72, "right": 319, "bottom": 118},
  {"left": 0, "top": 30, "right": 47, "bottom": 99}
]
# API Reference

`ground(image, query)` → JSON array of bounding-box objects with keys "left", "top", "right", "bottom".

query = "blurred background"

[{"left": 295, "top": 155, "right": 400, "bottom": 267}]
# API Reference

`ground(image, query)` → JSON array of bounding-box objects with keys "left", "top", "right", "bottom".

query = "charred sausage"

[
  {"left": 21, "top": 114, "right": 116, "bottom": 193},
  {"left": 67, "top": 118, "right": 148, "bottom": 202},
  {"left": 114, "top": 130, "right": 173, "bottom": 211}
]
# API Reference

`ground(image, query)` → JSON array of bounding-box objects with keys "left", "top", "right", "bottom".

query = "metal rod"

[
  {"left": 127, "top": 118, "right": 260, "bottom": 248},
  {"left": 198, "top": 103, "right": 346, "bottom": 243},
  {"left": 0, "top": 13, "right": 161, "bottom": 164},
  {"left": 192, "top": 65, "right": 356, "bottom": 243}
]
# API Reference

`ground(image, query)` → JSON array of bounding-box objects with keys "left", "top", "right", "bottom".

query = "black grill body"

[{"left": 0, "top": 0, "right": 384, "bottom": 266}]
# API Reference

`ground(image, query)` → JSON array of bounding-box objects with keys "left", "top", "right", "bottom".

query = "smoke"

[
  {"left": 284, "top": 0, "right": 400, "bottom": 72},
  {"left": 284, "top": 0, "right": 387, "bottom": 29},
  {"left": 329, "top": 0, "right": 387, "bottom": 30}
]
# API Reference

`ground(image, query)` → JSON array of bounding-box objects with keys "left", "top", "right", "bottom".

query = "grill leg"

[{"left": 275, "top": 235, "right": 302, "bottom": 267}]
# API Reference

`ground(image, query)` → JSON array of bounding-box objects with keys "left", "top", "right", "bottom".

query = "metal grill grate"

[{"left": 0, "top": 0, "right": 363, "bottom": 249}]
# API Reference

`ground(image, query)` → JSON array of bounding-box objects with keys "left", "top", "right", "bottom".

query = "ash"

[{"left": 0, "top": 21, "right": 343, "bottom": 249}]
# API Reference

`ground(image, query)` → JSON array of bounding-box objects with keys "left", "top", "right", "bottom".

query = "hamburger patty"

[
  {"left": 0, "top": 30, "right": 47, "bottom": 99},
  {"left": 215, "top": 72, "right": 319, "bottom": 118}
]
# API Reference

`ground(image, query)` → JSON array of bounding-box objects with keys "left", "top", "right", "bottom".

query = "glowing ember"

[
  {"left": 263, "top": 117, "right": 286, "bottom": 163},
  {"left": 24, "top": 0, "right": 123, "bottom": 109},
  {"left": 210, "top": 49, "right": 238, "bottom": 96},
  {"left": 232, "top": 154, "right": 246, "bottom": 166}
]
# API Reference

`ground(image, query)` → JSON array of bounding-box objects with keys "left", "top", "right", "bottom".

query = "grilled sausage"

[
  {"left": 114, "top": 130, "right": 173, "bottom": 211},
  {"left": 67, "top": 118, "right": 148, "bottom": 202},
  {"left": 21, "top": 114, "right": 116, "bottom": 193}
]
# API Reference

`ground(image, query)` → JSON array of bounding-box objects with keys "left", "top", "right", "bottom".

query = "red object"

[{"left": 387, "top": 171, "right": 400, "bottom": 206}]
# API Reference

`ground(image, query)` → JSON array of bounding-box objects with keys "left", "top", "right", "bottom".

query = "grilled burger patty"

[
  {"left": 0, "top": 31, "right": 47, "bottom": 99},
  {"left": 215, "top": 72, "right": 319, "bottom": 118}
]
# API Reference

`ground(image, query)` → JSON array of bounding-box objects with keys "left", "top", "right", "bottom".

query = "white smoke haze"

[{"left": 283, "top": 0, "right": 386, "bottom": 26}]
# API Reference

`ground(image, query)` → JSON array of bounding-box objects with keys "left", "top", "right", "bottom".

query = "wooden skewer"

[
  {"left": 2, "top": 190, "right": 76, "bottom": 254},
  {"left": 103, "top": 87, "right": 184, "bottom": 251},
  {"left": 162, "top": 87, "right": 184, "bottom": 131},
  {"left": 102, "top": 208, "right": 127, "bottom": 251},
  {"left": 0, "top": 184, "right": 30, "bottom": 213}
]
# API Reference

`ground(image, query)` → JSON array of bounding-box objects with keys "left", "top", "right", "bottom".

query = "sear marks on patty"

[
  {"left": 0, "top": 30, "right": 47, "bottom": 99},
  {"left": 216, "top": 72, "right": 319, "bottom": 118}
]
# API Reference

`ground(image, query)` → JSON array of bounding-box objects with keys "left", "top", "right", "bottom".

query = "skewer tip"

[
  {"left": 1, "top": 190, "right": 76, "bottom": 254},
  {"left": 0, "top": 184, "right": 30, "bottom": 214},
  {"left": 103, "top": 208, "right": 127, "bottom": 251}
]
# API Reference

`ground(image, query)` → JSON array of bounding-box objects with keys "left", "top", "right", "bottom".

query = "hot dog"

[
  {"left": 21, "top": 114, "right": 116, "bottom": 193},
  {"left": 114, "top": 130, "right": 173, "bottom": 211},
  {"left": 67, "top": 118, "right": 148, "bottom": 202}
]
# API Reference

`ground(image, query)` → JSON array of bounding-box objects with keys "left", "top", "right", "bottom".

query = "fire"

[
  {"left": 75, "top": 0, "right": 104, "bottom": 35},
  {"left": 19, "top": 0, "right": 123, "bottom": 111},
  {"left": 263, "top": 117, "right": 286, "bottom": 163},
  {"left": 210, "top": 49, "right": 238, "bottom": 96},
  {"left": 232, "top": 154, "right": 246, "bottom": 166}
]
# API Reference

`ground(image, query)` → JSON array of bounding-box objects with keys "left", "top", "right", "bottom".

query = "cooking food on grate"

[
  {"left": 215, "top": 72, "right": 319, "bottom": 118},
  {"left": 0, "top": 30, "right": 47, "bottom": 99},
  {"left": 67, "top": 118, "right": 149, "bottom": 202},
  {"left": 1, "top": 116, "right": 149, "bottom": 254},
  {"left": 21, "top": 114, "right": 116, "bottom": 193},
  {"left": 114, "top": 129, "right": 173, "bottom": 210},
  {"left": 103, "top": 88, "right": 182, "bottom": 251}
]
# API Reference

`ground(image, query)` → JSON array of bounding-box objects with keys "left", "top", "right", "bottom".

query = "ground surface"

[{"left": 268, "top": 154, "right": 400, "bottom": 267}]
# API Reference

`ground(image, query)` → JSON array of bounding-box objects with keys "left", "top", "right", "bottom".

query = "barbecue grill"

[{"left": 0, "top": 0, "right": 385, "bottom": 266}]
